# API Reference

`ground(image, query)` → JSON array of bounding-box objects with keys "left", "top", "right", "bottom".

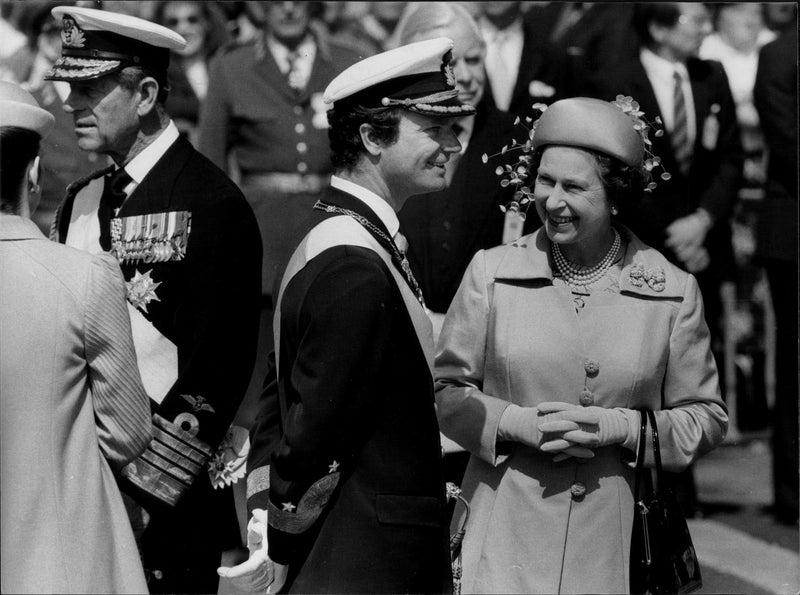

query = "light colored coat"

[
  {"left": 0, "top": 215, "right": 152, "bottom": 594},
  {"left": 435, "top": 227, "right": 728, "bottom": 594}
]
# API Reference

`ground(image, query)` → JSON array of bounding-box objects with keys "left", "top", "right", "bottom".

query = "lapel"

[
  {"left": 53, "top": 165, "right": 113, "bottom": 243},
  {"left": 493, "top": 226, "right": 684, "bottom": 299},
  {"left": 625, "top": 55, "right": 687, "bottom": 178},
  {"left": 119, "top": 136, "right": 194, "bottom": 217},
  {"left": 513, "top": 20, "right": 546, "bottom": 107},
  {"left": 686, "top": 58, "right": 714, "bottom": 154},
  {"left": 457, "top": 102, "right": 513, "bottom": 239}
]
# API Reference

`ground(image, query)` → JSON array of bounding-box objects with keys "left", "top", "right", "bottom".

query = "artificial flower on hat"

[{"left": 483, "top": 95, "right": 670, "bottom": 219}]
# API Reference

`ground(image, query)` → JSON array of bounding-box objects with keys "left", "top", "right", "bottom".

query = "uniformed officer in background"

[
  {"left": 198, "top": 1, "right": 362, "bottom": 427},
  {"left": 219, "top": 36, "right": 475, "bottom": 594},
  {"left": 45, "top": 6, "right": 262, "bottom": 593}
]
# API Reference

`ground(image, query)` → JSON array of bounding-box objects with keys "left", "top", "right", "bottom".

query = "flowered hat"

[
  {"left": 44, "top": 6, "right": 186, "bottom": 82},
  {"left": 533, "top": 97, "right": 646, "bottom": 167},
  {"left": 324, "top": 37, "right": 476, "bottom": 117}
]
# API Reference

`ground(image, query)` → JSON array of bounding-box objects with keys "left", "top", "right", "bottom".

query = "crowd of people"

[{"left": 0, "top": 2, "right": 796, "bottom": 594}]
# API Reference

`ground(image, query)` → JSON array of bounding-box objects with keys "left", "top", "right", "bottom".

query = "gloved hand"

[
  {"left": 537, "top": 402, "right": 635, "bottom": 454},
  {"left": 498, "top": 404, "right": 594, "bottom": 459},
  {"left": 217, "top": 508, "right": 288, "bottom": 593}
]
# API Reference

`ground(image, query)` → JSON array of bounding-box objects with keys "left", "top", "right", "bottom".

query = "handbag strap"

[
  {"left": 646, "top": 409, "right": 664, "bottom": 480},
  {"left": 633, "top": 410, "right": 647, "bottom": 498},
  {"left": 633, "top": 410, "right": 666, "bottom": 498}
]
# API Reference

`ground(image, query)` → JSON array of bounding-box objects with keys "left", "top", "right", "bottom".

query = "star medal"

[{"left": 126, "top": 269, "right": 161, "bottom": 313}]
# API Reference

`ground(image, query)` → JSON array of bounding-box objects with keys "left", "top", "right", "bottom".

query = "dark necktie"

[
  {"left": 672, "top": 70, "right": 692, "bottom": 175},
  {"left": 98, "top": 168, "right": 132, "bottom": 251}
]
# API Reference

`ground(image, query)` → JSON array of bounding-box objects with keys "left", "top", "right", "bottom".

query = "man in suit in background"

[
  {"left": 1, "top": 80, "right": 152, "bottom": 594},
  {"left": 753, "top": 19, "right": 798, "bottom": 525},
  {"left": 221, "top": 37, "right": 475, "bottom": 594},
  {"left": 477, "top": 1, "right": 566, "bottom": 118},
  {"left": 45, "top": 6, "right": 262, "bottom": 593},
  {"left": 585, "top": 1, "right": 743, "bottom": 516}
]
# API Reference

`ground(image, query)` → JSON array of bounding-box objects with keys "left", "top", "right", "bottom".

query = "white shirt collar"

[
  {"left": 330, "top": 175, "right": 400, "bottom": 237},
  {"left": 640, "top": 47, "right": 689, "bottom": 85},
  {"left": 479, "top": 15, "right": 524, "bottom": 42},
  {"left": 123, "top": 120, "right": 180, "bottom": 188}
]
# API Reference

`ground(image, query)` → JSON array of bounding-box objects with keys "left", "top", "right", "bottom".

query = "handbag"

[{"left": 630, "top": 410, "right": 702, "bottom": 594}]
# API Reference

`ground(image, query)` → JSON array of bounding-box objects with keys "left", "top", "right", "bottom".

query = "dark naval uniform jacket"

[
  {"left": 246, "top": 186, "right": 452, "bottom": 594},
  {"left": 52, "top": 134, "right": 262, "bottom": 590}
]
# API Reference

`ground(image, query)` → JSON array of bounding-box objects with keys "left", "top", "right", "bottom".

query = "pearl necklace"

[{"left": 552, "top": 229, "right": 621, "bottom": 287}]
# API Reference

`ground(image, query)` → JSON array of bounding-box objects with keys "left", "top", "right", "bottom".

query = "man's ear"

[
  {"left": 648, "top": 21, "right": 667, "bottom": 45},
  {"left": 136, "top": 76, "right": 160, "bottom": 117},
  {"left": 28, "top": 155, "right": 42, "bottom": 192},
  {"left": 359, "top": 123, "right": 383, "bottom": 157}
]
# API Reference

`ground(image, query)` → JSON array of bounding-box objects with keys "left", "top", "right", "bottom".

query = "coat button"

[
  {"left": 579, "top": 389, "right": 594, "bottom": 406},
  {"left": 295, "top": 122, "right": 306, "bottom": 134},
  {"left": 297, "top": 162, "right": 308, "bottom": 173},
  {"left": 570, "top": 482, "right": 586, "bottom": 499},
  {"left": 584, "top": 359, "right": 600, "bottom": 376}
]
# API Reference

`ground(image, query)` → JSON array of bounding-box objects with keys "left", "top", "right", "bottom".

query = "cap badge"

[
  {"left": 61, "top": 16, "right": 86, "bottom": 49},
  {"left": 441, "top": 50, "right": 455, "bottom": 87}
]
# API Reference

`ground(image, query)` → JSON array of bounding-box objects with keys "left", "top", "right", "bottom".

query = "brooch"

[
  {"left": 126, "top": 269, "right": 161, "bottom": 312},
  {"left": 629, "top": 263, "right": 666, "bottom": 292}
]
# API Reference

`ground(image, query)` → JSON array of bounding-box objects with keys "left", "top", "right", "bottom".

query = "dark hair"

[
  {"left": 0, "top": 127, "right": 41, "bottom": 213},
  {"left": 633, "top": 3, "right": 683, "bottom": 46},
  {"left": 634, "top": 3, "right": 715, "bottom": 45},
  {"left": 327, "top": 104, "right": 403, "bottom": 171},
  {"left": 115, "top": 65, "right": 170, "bottom": 105},
  {"left": 529, "top": 146, "right": 646, "bottom": 216}
]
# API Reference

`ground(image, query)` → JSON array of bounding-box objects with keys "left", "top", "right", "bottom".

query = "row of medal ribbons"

[{"left": 111, "top": 210, "right": 191, "bottom": 264}]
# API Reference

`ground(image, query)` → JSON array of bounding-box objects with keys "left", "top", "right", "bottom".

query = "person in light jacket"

[
  {"left": 0, "top": 80, "right": 152, "bottom": 594},
  {"left": 435, "top": 96, "right": 728, "bottom": 594}
]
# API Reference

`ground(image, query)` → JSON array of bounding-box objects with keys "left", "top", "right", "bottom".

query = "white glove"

[
  {"left": 498, "top": 404, "right": 594, "bottom": 459},
  {"left": 217, "top": 509, "right": 288, "bottom": 593},
  {"left": 537, "top": 402, "right": 635, "bottom": 456}
]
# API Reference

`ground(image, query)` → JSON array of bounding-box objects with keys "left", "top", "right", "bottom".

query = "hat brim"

[
  {"left": 44, "top": 55, "right": 124, "bottom": 82},
  {"left": 0, "top": 100, "right": 55, "bottom": 138}
]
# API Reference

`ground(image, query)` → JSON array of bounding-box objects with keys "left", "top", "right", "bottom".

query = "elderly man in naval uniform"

[{"left": 45, "top": 6, "right": 262, "bottom": 593}]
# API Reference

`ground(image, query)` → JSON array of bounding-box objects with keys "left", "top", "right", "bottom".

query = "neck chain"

[
  {"left": 552, "top": 228, "right": 621, "bottom": 287},
  {"left": 313, "top": 200, "right": 426, "bottom": 307}
]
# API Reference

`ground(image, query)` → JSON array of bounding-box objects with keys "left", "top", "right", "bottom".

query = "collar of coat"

[
  {"left": 492, "top": 224, "right": 686, "bottom": 299},
  {"left": 0, "top": 214, "right": 46, "bottom": 241}
]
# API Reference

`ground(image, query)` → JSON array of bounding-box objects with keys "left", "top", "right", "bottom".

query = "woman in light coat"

[{"left": 435, "top": 97, "right": 728, "bottom": 594}]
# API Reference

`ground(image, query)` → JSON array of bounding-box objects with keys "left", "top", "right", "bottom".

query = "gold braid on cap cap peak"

[
  {"left": 482, "top": 95, "right": 670, "bottom": 221},
  {"left": 380, "top": 89, "right": 473, "bottom": 114}
]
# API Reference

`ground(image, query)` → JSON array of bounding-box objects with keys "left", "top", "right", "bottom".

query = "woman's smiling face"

[{"left": 534, "top": 145, "right": 614, "bottom": 255}]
